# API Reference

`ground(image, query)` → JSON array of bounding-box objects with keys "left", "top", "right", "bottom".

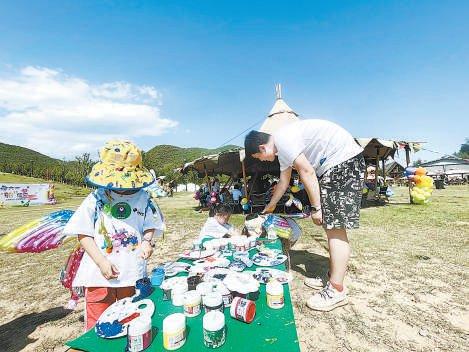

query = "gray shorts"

[{"left": 319, "top": 153, "right": 365, "bottom": 229}]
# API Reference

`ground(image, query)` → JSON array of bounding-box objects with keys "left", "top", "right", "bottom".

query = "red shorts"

[{"left": 85, "top": 286, "right": 135, "bottom": 330}]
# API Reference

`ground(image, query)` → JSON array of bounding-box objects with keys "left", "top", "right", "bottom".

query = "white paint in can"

[{"left": 127, "top": 316, "right": 152, "bottom": 352}]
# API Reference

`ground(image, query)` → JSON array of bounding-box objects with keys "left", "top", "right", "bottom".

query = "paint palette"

[
  {"left": 228, "top": 260, "right": 247, "bottom": 272},
  {"left": 203, "top": 268, "right": 232, "bottom": 282},
  {"left": 252, "top": 268, "right": 292, "bottom": 284},
  {"left": 180, "top": 249, "right": 217, "bottom": 260},
  {"left": 163, "top": 262, "right": 191, "bottom": 277},
  {"left": 223, "top": 272, "right": 259, "bottom": 294},
  {"left": 251, "top": 253, "right": 287, "bottom": 267},
  {"left": 95, "top": 297, "right": 155, "bottom": 338},
  {"left": 160, "top": 276, "right": 188, "bottom": 290},
  {"left": 193, "top": 257, "right": 230, "bottom": 270}
]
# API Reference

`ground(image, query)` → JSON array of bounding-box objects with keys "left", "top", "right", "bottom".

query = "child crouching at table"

[
  {"left": 63, "top": 140, "right": 159, "bottom": 330},
  {"left": 199, "top": 203, "right": 240, "bottom": 240}
]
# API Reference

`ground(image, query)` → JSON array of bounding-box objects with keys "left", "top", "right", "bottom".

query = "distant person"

[
  {"left": 63, "top": 140, "right": 158, "bottom": 330},
  {"left": 219, "top": 188, "right": 231, "bottom": 203},
  {"left": 230, "top": 185, "right": 243, "bottom": 203},
  {"left": 245, "top": 119, "right": 365, "bottom": 312},
  {"left": 212, "top": 178, "right": 221, "bottom": 193}
]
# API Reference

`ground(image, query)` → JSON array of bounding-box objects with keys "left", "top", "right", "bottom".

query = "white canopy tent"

[{"left": 259, "top": 84, "right": 300, "bottom": 134}]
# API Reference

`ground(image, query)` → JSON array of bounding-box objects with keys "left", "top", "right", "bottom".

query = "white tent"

[{"left": 259, "top": 84, "right": 299, "bottom": 134}]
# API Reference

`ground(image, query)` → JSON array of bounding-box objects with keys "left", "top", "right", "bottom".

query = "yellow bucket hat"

[{"left": 86, "top": 140, "right": 154, "bottom": 190}]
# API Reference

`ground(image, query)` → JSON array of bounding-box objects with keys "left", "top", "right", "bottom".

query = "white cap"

[
  {"left": 203, "top": 292, "right": 223, "bottom": 308},
  {"left": 163, "top": 313, "right": 186, "bottom": 332},
  {"left": 203, "top": 311, "right": 225, "bottom": 331},
  {"left": 183, "top": 290, "right": 201, "bottom": 305}
]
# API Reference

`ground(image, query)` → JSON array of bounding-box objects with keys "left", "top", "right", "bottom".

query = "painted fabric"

[
  {"left": 319, "top": 153, "right": 365, "bottom": 229},
  {"left": 63, "top": 190, "right": 157, "bottom": 287},
  {"left": 273, "top": 119, "right": 363, "bottom": 177},
  {"left": 87, "top": 140, "right": 154, "bottom": 190}
]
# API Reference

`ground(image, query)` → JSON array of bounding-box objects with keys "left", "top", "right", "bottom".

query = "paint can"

[
  {"left": 171, "top": 282, "right": 188, "bottom": 306},
  {"left": 150, "top": 267, "right": 165, "bottom": 286},
  {"left": 230, "top": 297, "right": 256, "bottom": 323},
  {"left": 243, "top": 236, "right": 251, "bottom": 250},
  {"left": 218, "top": 239, "right": 228, "bottom": 251},
  {"left": 187, "top": 275, "right": 201, "bottom": 291},
  {"left": 133, "top": 277, "right": 154, "bottom": 302},
  {"left": 266, "top": 279, "right": 284, "bottom": 309},
  {"left": 183, "top": 291, "right": 201, "bottom": 317},
  {"left": 127, "top": 316, "right": 152, "bottom": 351},
  {"left": 203, "top": 292, "right": 224, "bottom": 313},
  {"left": 196, "top": 282, "right": 214, "bottom": 298},
  {"left": 191, "top": 239, "right": 203, "bottom": 251},
  {"left": 163, "top": 313, "right": 186, "bottom": 350},
  {"left": 203, "top": 311, "right": 226, "bottom": 349},
  {"left": 216, "top": 284, "right": 232, "bottom": 307}
]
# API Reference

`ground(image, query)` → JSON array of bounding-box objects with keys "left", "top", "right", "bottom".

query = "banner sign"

[{"left": 0, "top": 183, "right": 56, "bottom": 206}]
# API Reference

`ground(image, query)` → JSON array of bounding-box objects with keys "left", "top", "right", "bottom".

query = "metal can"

[{"left": 230, "top": 297, "right": 256, "bottom": 323}]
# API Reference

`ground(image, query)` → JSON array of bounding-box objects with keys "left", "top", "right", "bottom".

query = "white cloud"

[{"left": 0, "top": 66, "right": 178, "bottom": 158}]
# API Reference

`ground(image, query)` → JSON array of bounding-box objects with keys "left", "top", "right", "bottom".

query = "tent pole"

[
  {"left": 375, "top": 148, "right": 379, "bottom": 199},
  {"left": 204, "top": 164, "right": 211, "bottom": 193},
  {"left": 405, "top": 145, "right": 412, "bottom": 204},
  {"left": 381, "top": 157, "right": 386, "bottom": 185},
  {"left": 242, "top": 160, "right": 248, "bottom": 200}
]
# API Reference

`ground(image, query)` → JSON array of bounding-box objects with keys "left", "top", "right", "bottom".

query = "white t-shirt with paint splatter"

[{"left": 63, "top": 190, "right": 157, "bottom": 288}]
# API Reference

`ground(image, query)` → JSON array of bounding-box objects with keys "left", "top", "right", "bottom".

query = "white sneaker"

[
  {"left": 306, "top": 282, "right": 348, "bottom": 311},
  {"left": 304, "top": 276, "right": 324, "bottom": 290}
]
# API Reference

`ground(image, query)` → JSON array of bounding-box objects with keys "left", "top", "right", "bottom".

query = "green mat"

[{"left": 66, "top": 239, "right": 300, "bottom": 352}]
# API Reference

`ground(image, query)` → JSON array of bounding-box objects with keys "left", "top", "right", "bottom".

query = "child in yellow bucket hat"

[
  {"left": 86, "top": 139, "right": 154, "bottom": 190},
  {"left": 63, "top": 140, "right": 159, "bottom": 330}
]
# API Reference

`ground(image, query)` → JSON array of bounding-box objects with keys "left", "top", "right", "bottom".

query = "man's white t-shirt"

[
  {"left": 63, "top": 190, "right": 157, "bottom": 288},
  {"left": 273, "top": 119, "right": 363, "bottom": 177},
  {"left": 198, "top": 217, "right": 233, "bottom": 240},
  {"left": 230, "top": 189, "right": 242, "bottom": 202}
]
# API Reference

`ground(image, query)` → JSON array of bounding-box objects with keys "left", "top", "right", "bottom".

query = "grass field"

[{"left": 0, "top": 174, "right": 467, "bottom": 351}]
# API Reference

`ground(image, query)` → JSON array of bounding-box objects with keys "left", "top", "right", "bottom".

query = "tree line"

[{"left": 0, "top": 152, "right": 201, "bottom": 189}]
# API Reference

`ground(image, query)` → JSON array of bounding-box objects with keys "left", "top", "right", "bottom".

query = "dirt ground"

[{"left": 0, "top": 185, "right": 468, "bottom": 352}]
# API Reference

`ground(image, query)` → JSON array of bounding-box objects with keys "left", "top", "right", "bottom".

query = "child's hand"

[
  {"left": 141, "top": 240, "right": 153, "bottom": 259},
  {"left": 98, "top": 259, "right": 119, "bottom": 280}
]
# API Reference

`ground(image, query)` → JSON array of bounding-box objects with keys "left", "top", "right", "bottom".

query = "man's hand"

[
  {"left": 311, "top": 209, "right": 323, "bottom": 226},
  {"left": 140, "top": 240, "right": 153, "bottom": 259},
  {"left": 262, "top": 203, "right": 276, "bottom": 214},
  {"left": 97, "top": 259, "right": 119, "bottom": 280}
]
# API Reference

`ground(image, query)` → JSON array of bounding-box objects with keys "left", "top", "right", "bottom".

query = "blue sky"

[{"left": 0, "top": 1, "right": 467, "bottom": 162}]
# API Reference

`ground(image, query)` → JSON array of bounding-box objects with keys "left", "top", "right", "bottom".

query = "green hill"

[
  {"left": 0, "top": 142, "right": 60, "bottom": 166},
  {"left": 0, "top": 141, "right": 240, "bottom": 180},
  {"left": 143, "top": 144, "right": 240, "bottom": 173}
]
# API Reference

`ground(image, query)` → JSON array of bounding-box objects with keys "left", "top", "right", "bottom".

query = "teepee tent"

[{"left": 259, "top": 84, "right": 300, "bottom": 134}]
